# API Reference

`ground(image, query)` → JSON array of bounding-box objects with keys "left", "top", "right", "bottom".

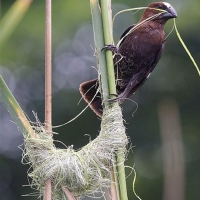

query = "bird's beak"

[{"left": 162, "top": 5, "right": 177, "bottom": 19}]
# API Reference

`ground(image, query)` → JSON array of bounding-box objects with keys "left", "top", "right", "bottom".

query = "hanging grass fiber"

[
  {"left": 22, "top": 104, "right": 128, "bottom": 199},
  {"left": 0, "top": 76, "right": 128, "bottom": 199}
]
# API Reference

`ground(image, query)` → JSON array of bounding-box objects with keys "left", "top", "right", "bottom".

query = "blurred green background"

[{"left": 0, "top": 0, "right": 200, "bottom": 199}]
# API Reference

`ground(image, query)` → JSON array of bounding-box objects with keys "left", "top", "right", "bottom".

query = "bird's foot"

[{"left": 102, "top": 45, "right": 118, "bottom": 54}]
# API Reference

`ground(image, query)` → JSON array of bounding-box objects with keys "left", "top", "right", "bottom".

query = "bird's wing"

[
  {"left": 117, "top": 71, "right": 148, "bottom": 103},
  {"left": 120, "top": 24, "right": 135, "bottom": 39},
  {"left": 119, "top": 24, "right": 135, "bottom": 46},
  {"left": 117, "top": 42, "right": 165, "bottom": 103}
]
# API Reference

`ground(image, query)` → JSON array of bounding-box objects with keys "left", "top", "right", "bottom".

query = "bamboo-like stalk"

[
  {"left": 0, "top": 0, "right": 33, "bottom": 48},
  {"left": 62, "top": 186, "right": 76, "bottom": 200},
  {"left": 0, "top": 76, "right": 35, "bottom": 138},
  {"left": 99, "top": 0, "right": 116, "bottom": 98},
  {"left": 99, "top": 1, "right": 128, "bottom": 200},
  {"left": 44, "top": 1, "right": 75, "bottom": 199},
  {"left": 90, "top": 0, "right": 119, "bottom": 200},
  {"left": 45, "top": 0, "right": 52, "bottom": 130},
  {"left": 90, "top": 1, "right": 118, "bottom": 199},
  {"left": 116, "top": 154, "right": 128, "bottom": 200},
  {"left": 90, "top": 0, "right": 109, "bottom": 105},
  {"left": 44, "top": 0, "right": 52, "bottom": 199}
]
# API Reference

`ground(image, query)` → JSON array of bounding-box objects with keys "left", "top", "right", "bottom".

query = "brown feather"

[
  {"left": 79, "top": 79, "right": 103, "bottom": 117},
  {"left": 79, "top": 2, "right": 177, "bottom": 117}
]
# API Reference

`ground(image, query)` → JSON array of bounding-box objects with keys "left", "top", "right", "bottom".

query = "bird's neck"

[{"left": 147, "top": 20, "right": 165, "bottom": 30}]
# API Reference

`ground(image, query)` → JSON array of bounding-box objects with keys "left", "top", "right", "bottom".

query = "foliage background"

[{"left": 0, "top": 0, "right": 200, "bottom": 199}]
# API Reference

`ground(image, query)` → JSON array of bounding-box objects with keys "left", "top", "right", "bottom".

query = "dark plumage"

[{"left": 80, "top": 2, "right": 177, "bottom": 117}]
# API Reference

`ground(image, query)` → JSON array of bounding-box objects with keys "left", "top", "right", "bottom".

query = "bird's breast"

[{"left": 116, "top": 28, "right": 165, "bottom": 79}]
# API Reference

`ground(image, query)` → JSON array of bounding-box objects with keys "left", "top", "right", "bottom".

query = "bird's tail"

[{"left": 79, "top": 79, "right": 103, "bottom": 117}]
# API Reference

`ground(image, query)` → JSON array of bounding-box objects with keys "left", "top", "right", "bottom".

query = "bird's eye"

[{"left": 157, "top": 5, "right": 164, "bottom": 9}]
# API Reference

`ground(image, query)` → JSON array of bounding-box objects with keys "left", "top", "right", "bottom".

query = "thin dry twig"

[
  {"left": 44, "top": 0, "right": 52, "bottom": 199},
  {"left": 45, "top": 0, "right": 52, "bottom": 129},
  {"left": 44, "top": 179, "right": 52, "bottom": 200},
  {"left": 62, "top": 186, "right": 76, "bottom": 200}
]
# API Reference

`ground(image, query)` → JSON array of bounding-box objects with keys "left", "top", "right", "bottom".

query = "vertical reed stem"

[
  {"left": 99, "top": 1, "right": 128, "bottom": 199},
  {"left": 44, "top": 0, "right": 52, "bottom": 199},
  {"left": 45, "top": 0, "right": 52, "bottom": 130}
]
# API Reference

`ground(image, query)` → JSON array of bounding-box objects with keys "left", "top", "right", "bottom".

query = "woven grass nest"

[{"left": 23, "top": 103, "right": 128, "bottom": 199}]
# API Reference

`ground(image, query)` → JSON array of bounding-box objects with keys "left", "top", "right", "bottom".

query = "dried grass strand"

[{"left": 23, "top": 104, "right": 128, "bottom": 199}]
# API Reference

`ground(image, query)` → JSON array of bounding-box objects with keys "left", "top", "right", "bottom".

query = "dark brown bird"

[{"left": 80, "top": 2, "right": 177, "bottom": 117}]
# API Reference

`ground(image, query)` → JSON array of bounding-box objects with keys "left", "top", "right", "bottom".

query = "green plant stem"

[
  {"left": 112, "top": 159, "right": 120, "bottom": 200},
  {"left": 90, "top": 1, "right": 119, "bottom": 199},
  {"left": 99, "top": 1, "right": 128, "bottom": 200},
  {"left": 0, "top": 0, "right": 33, "bottom": 48},
  {"left": 117, "top": 153, "right": 128, "bottom": 200},
  {"left": 90, "top": 0, "right": 109, "bottom": 105},
  {"left": 99, "top": 0, "right": 117, "bottom": 98},
  {"left": 0, "top": 76, "right": 35, "bottom": 138}
]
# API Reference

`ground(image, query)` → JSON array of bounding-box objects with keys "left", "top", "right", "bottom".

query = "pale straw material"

[{"left": 23, "top": 103, "right": 128, "bottom": 199}]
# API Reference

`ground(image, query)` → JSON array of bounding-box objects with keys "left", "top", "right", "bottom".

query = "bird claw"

[{"left": 101, "top": 45, "right": 118, "bottom": 54}]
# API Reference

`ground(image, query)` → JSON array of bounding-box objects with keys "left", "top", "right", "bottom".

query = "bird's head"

[{"left": 141, "top": 2, "right": 177, "bottom": 24}]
